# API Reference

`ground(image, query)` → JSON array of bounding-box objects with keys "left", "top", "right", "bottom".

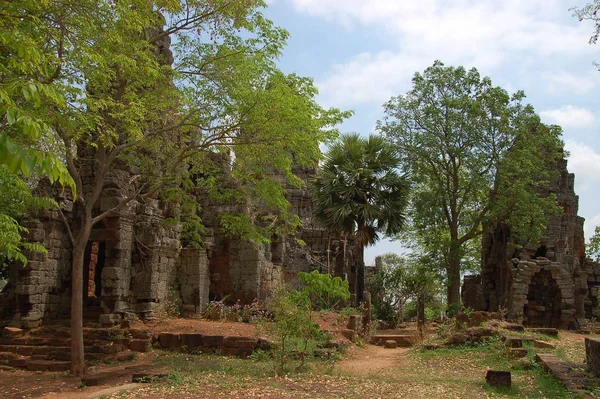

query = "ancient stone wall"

[{"left": 462, "top": 159, "right": 600, "bottom": 328}]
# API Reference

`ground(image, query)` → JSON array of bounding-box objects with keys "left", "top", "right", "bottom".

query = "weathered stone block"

[
  {"left": 201, "top": 335, "right": 223, "bottom": 347},
  {"left": 585, "top": 337, "right": 600, "bottom": 376},
  {"left": 2, "top": 327, "right": 24, "bottom": 338},
  {"left": 181, "top": 333, "right": 203, "bottom": 349},
  {"left": 129, "top": 339, "right": 150, "bottom": 352},
  {"left": 384, "top": 340, "right": 397, "bottom": 349},
  {"left": 486, "top": 370, "right": 511, "bottom": 388},
  {"left": 159, "top": 333, "right": 181, "bottom": 349},
  {"left": 223, "top": 336, "right": 257, "bottom": 348}
]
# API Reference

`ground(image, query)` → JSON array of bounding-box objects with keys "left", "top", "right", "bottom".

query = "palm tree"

[{"left": 313, "top": 133, "right": 409, "bottom": 305}]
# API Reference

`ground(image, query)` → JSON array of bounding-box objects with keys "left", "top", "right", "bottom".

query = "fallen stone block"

[
  {"left": 486, "top": 370, "right": 511, "bottom": 388},
  {"left": 585, "top": 337, "right": 600, "bottom": 376},
  {"left": 384, "top": 340, "right": 398, "bottom": 349},
  {"left": 129, "top": 339, "right": 150, "bottom": 352}
]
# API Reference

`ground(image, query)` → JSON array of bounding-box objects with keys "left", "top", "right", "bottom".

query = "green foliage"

[
  {"left": 5, "top": 0, "right": 351, "bottom": 242},
  {"left": 588, "top": 226, "right": 600, "bottom": 261},
  {"left": 368, "top": 253, "right": 441, "bottom": 326},
  {"left": 378, "top": 61, "right": 564, "bottom": 305},
  {"left": 264, "top": 287, "right": 327, "bottom": 374},
  {"left": 313, "top": 133, "right": 409, "bottom": 247},
  {"left": 0, "top": 165, "right": 55, "bottom": 265},
  {"left": 298, "top": 270, "right": 350, "bottom": 310},
  {"left": 0, "top": 0, "right": 75, "bottom": 191}
]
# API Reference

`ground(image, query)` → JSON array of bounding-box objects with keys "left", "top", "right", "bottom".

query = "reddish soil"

[
  {"left": 336, "top": 344, "right": 409, "bottom": 375},
  {"left": 132, "top": 317, "right": 260, "bottom": 337}
]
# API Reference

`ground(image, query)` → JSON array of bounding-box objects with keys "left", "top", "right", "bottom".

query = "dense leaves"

[
  {"left": 379, "top": 61, "right": 563, "bottom": 306},
  {"left": 313, "top": 133, "right": 409, "bottom": 304},
  {"left": 0, "top": 165, "right": 55, "bottom": 265},
  {"left": 368, "top": 253, "right": 440, "bottom": 327},
  {"left": 3, "top": 0, "right": 350, "bottom": 375},
  {"left": 313, "top": 133, "right": 409, "bottom": 246},
  {"left": 298, "top": 270, "right": 350, "bottom": 310}
]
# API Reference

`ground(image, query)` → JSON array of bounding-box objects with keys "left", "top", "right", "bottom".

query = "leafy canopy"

[
  {"left": 313, "top": 133, "right": 409, "bottom": 246},
  {"left": 378, "top": 61, "right": 563, "bottom": 304}
]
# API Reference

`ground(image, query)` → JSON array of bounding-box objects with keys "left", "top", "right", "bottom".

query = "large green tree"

[
  {"left": 313, "top": 133, "right": 409, "bottom": 305},
  {"left": 378, "top": 61, "right": 563, "bottom": 307},
  {"left": 4, "top": 0, "right": 349, "bottom": 376}
]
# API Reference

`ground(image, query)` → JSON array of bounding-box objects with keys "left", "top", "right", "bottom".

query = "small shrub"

[
  {"left": 264, "top": 287, "right": 320, "bottom": 374},
  {"left": 298, "top": 270, "right": 350, "bottom": 310}
]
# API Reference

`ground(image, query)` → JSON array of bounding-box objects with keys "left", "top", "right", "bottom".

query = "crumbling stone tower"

[{"left": 462, "top": 159, "right": 600, "bottom": 328}]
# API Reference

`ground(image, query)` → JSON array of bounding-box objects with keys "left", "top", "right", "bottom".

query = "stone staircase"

[
  {"left": 0, "top": 324, "right": 151, "bottom": 372},
  {"left": 371, "top": 333, "right": 420, "bottom": 348}
]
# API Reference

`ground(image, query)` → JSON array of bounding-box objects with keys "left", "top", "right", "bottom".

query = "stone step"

[
  {"left": 30, "top": 351, "right": 106, "bottom": 362},
  {"left": 371, "top": 335, "right": 419, "bottom": 347},
  {"left": 0, "top": 336, "right": 110, "bottom": 347},
  {"left": 0, "top": 351, "right": 23, "bottom": 361},
  {"left": 0, "top": 343, "right": 122, "bottom": 357},
  {"left": 27, "top": 325, "right": 126, "bottom": 341},
  {"left": 536, "top": 353, "right": 595, "bottom": 398},
  {"left": 25, "top": 359, "right": 71, "bottom": 372}
]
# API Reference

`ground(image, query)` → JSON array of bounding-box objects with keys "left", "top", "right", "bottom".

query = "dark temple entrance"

[
  {"left": 83, "top": 241, "right": 106, "bottom": 307},
  {"left": 523, "top": 270, "right": 562, "bottom": 328}
]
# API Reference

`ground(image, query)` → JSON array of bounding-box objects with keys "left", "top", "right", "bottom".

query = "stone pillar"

[{"left": 176, "top": 248, "right": 210, "bottom": 313}]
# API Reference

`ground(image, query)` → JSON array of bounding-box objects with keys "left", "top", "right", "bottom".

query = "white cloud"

[
  {"left": 287, "top": 0, "right": 594, "bottom": 107},
  {"left": 540, "top": 105, "right": 596, "bottom": 128},
  {"left": 565, "top": 139, "right": 600, "bottom": 193},
  {"left": 316, "top": 52, "right": 431, "bottom": 107},
  {"left": 541, "top": 71, "right": 600, "bottom": 95}
]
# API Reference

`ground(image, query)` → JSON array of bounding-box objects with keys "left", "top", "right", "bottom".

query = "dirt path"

[{"left": 335, "top": 344, "right": 409, "bottom": 376}]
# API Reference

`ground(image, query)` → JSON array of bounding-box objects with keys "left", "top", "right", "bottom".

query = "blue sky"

[{"left": 263, "top": 0, "right": 600, "bottom": 264}]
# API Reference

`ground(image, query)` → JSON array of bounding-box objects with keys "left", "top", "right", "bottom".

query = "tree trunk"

[
  {"left": 447, "top": 240, "right": 461, "bottom": 308},
  {"left": 71, "top": 221, "right": 91, "bottom": 377},
  {"left": 355, "top": 245, "right": 365, "bottom": 305},
  {"left": 361, "top": 291, "right": 371, "bottom": 337},
  {"left": 417, "top": 294, "right": 425, "bottom": 339}
]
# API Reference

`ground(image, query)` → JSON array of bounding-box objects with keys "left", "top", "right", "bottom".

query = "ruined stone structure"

[
  {"left": 0, "top": 157, "right": 358, "bottom": 328},
  {"left": 0, "top": 17, "right": 359, "bottom": 329},
  {"left": 462, "top": 159, "right": 600, "bottom": 329}
]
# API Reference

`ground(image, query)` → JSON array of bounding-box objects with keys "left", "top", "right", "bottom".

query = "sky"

[{"left": 262, "top": 0, "right": 600, "bottom": 264}]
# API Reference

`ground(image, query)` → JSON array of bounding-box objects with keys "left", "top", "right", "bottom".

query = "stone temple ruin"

[
  {"left": 0, "top": 18, "right": 362, "bottom": 330},
  {"left": 462, "top": 159, "right": 600, "bottom": 329},
  {"left": 0, "top": 157, "right": 359, "bottom": 329}
]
